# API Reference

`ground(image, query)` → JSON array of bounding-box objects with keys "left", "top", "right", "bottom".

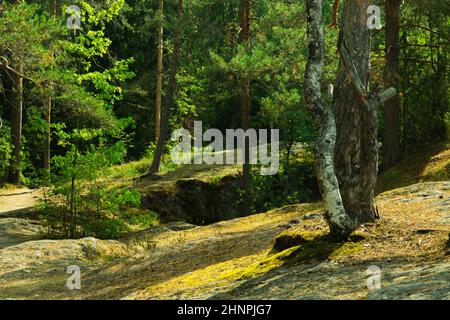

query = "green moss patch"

[
  {"left": 424, "top": 161, "right": 450, "bottom": 181},
  {"left": 234, "top": 230, "right": 367, "bottom": 281},
  {"left": 238, "top": 246, "right": 300, "bottom": 280},
  {"left": 446, "top": 233, "right": 450, "bottom": 254},
  {"left": 272, "top": 230, "right": 323, "bottom": 253}
]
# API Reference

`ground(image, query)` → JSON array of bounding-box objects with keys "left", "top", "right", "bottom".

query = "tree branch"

[
  {"left": 338, "top": 38, "right": 369, "bottom": 107},
  {"left": 339, "top": 39, "right": 397, "bottom": 111},
  {"left": 0, "top": 56, "right": 34, "bottom": 83},
  {"left": 370, "top": 87, "right": 397, "bottom": 109},
  {"left": 329, "top": 0, "right": 340, "bottom": 29},
  {"left": 400, "top": 24, "right": 444, "bottom": 38}
]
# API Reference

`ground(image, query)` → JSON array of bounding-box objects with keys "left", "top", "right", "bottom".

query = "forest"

[{"left": 0, "top": 0, "right": 449, "bottom": 301}]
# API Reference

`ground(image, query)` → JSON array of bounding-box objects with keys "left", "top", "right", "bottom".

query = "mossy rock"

[
  {"left": 238, "top": 246, "right": 300, "bottom": 280},
  {"left": 236, "top": 235, "right": 366, "bottom": 281},
  {"left": 446, "top": 233, "right": 450, "bottom": 254},
  {"left": 273, "top": 229, "right": 367, "bottom": 252},
  {"left": 272, "top": 229, "right": 366, "bottom": 265},
  {"left": 231, "top": 229, "right": 369, "bottom": 281},
  {"left": 425, "top": 161, "right": 450, "bottom": 181},
  {"left": 272, "top": 230, "right": 323, "bottom": 253},
  {"left": 285, "top": 237, "right": 365, "bottom": 265},
  {"left": 329, "top": 242, "right": 365, "bottom": 259},
  {"left": 348, "top": 231, "right": 368, "bottom": 242}
]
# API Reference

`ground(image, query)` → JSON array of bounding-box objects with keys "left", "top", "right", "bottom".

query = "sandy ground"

[{"left": 0, "top": 188, "right": 40, "bottom": 217}]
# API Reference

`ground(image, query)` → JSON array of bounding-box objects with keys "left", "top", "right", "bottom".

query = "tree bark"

[
  {"left": 304, "top": 0, "right": 356, "bottom": 238},
  {"left": 383, "top": 0, "right": 401, "bottom": 169},
  {"left": 9, "top": 62, "right": 23, "bottom": 185},
  {"left": 50, "top": 0, "right": 57, "bottom": 16},
  {"left": 155, "top": 0, "right": 164, "bottom": 142},
  {"left": 239, "top": 0, "right": 252, "bottom": 215},
  {"left": 44, "top": 0, "right": 57, "bottom": 177},
  {"left": 333, "top": 0, "right": 397, "bottom": 225},
  {"left": 149, "top": 0, "right": 183, "bottom": 175},
  {"left": 43, "top": 96, "right": 51, "bottom": 175}
]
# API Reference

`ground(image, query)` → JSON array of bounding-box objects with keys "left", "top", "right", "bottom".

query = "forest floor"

[{"left": 0, "top": 143, "right": 449, "bottom": 300}]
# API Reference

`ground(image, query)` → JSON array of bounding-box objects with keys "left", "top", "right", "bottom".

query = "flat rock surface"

[
  {"left": 0, "top": 182, "right": 449, "bottom": 300},
  {"left": 0, "top": 218, "right": 43, "bottom": 249}
]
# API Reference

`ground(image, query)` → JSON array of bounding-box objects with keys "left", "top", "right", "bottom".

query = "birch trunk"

[{"left": 304, "top": 0, "right": 356, "bottom": 238}]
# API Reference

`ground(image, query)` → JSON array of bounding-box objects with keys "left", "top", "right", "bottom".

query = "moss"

[
  {"left": 285, "top": 237, "right": 340, "bottom": 265},
  {"left": 329, "top": 242, "right": 365, "bottom": 259},
  {"left": 0, "top": 183, "right": 21, "bottom": 190},
  {"left": 424, "top": 160, "right": 450, "bottom": 181},
  {"left": 272, "top": 230, "right": 323, "bottom": 253},
  {"left": 273, "top": 228, "right": 367, "bottom": 251},
  {"left": 446, "top": 233, "right": 450, "bottom": 254},
  {"left": 269, "top": 229, "right": 367, "bottom": 268},
  {"left": 237, "top": 246, "right": 300, "bottom": 280},
  {"left": 226, "top": 231, "right": 367, "bottom": 282},
  {"left": 348, "top": 231, "right": 368, "bottom": 242},
  {"left": 207, "top": 175, "right": 224, "bottom": 185}
]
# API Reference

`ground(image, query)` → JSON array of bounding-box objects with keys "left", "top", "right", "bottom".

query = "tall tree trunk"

[
  {"left": 44, "top": 0, "right": 57, "bottom": 177},
  {"left": 400, "top": 27, "right": 408, "bottom": 152},
  {"left": 149, "top": 0, "right": 183, "bottom": 175},
  {"left": 50, "top": 0, "right": 57, "bottom": 16},
  {"left": 304, "top": 0, "right": 356, "bottom": 238},
  {"left": 334, "top": 0, "right": 376, "bottom": 224},
  {"left": 9, "top": 62, "right": 23, "bottom": 185},
  {"left": 43, "top": 96, "right": 51, "bottom": 175},
  {"left": 239, "top": 0, "right": 252, "bottom": 215},
  {"left": 155, "top": 0, "right": 164, "bottom": 142},
  {"left": 383, "top": 0, "right": 401, "bottom": 169},
  {"left": 333, "top": 0, "right": 397, "bottom": 225}
]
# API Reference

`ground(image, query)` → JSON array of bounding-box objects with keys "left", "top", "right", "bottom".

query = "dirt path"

[
  {"left": 0, "top": 188, "right": 40, "bottom": 217},
  {"left": 0, "top": 188, "right": 43, "bottom": 249}
]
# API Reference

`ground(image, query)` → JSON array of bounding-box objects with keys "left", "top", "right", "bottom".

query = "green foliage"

[
  {"left": 39, "top": 127, "right": 130, "bottom": 239},
  {"left": 0, "top": 2, "right": 63, "bottom": 78},
  {"left": 126, "top": 210, "right": 158, "bottom": 228},
  {"left": 373, "top": 0, "right": 449, "bottom": 149},
  {"left": 0, "top": 0, "right": 448, "bottom": 237},
  {"left": 250, "top": 154, "right": 319, "bottom": 213},
  {"left": 114, "top": 189, "right": 142, "bottom": 208},
  {"left": 0, "top": 123, "right": 11, "bottom": 181}
]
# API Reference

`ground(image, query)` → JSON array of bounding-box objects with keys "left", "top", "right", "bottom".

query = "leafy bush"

[
  {"left": 250, "top": 154, "right": 319, "bottom": 213},
  {"left": 0, "top": 123, "right": 12, "bottom": 182},
  {"left": 126, "top": 211, "right": 159, "bottom": 228},
  {"left": 38, "top": 133, "right": 133, "bottom": 239}
]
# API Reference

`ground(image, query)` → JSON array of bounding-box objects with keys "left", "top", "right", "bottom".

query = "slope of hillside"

[
  {"left": 377, "top": 141, "right": 450, "bottom": 194},
  {"left": 0, "top": 143, "right": 448, "bottom": 300},
  {"left": 0, "top": 181, "right": 448, "bottom": 300}
]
